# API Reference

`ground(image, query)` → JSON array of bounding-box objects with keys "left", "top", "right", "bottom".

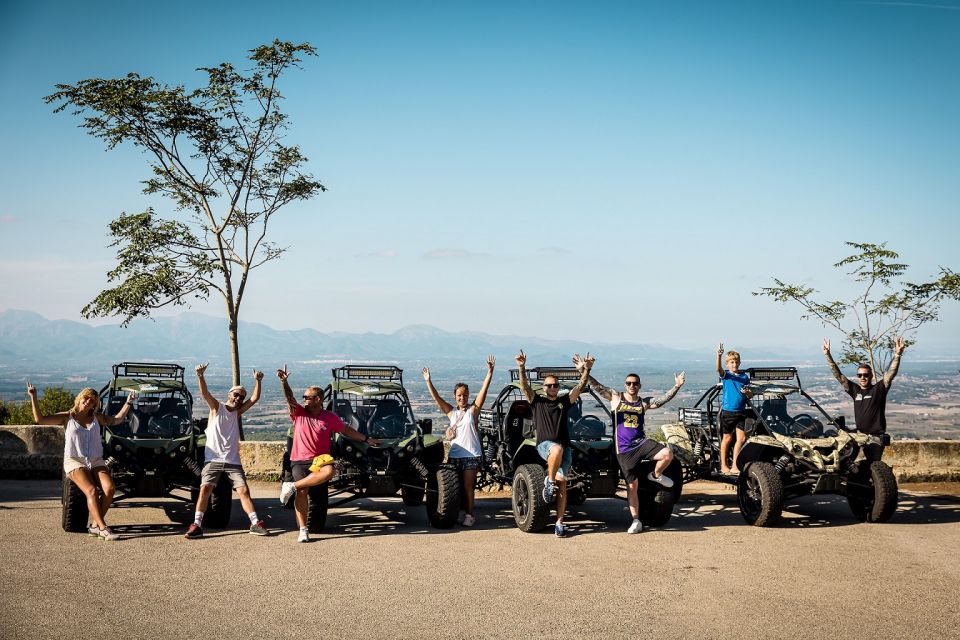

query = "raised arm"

[
  {"left": 194, "top": 363, "right": 219, "bottom": 411},
  {"left": 276, "top": 364, "right": 299, "bottom": 415},
  {"left": 883, "top": 337, "right": 906, "bottom": 388},
  {"left": 99, "top": 391, "right": 136, "bottom": 426},
  {"left": 715, "top": 342, "right": 724, "bottom": 377},
  {"left": 585, "top": 374, "right": 614, "bottom": 401},
  {"left": 471, "top": 355, "right": 497, "bottom": 415},
  {"left": 238, "top": 369, "right": 264, "bottom": 415},
  {"left": 569, "top": 353, "right": 595, "bottom": 404},
  {"left": 26, "top": 383, "right": 69, "bottom": 426},
  {"left": 645, "top": 372, "right": 685, "bottom": 410},
  {"left": 421, "top": 367, "right": 453, "bottom": 415},
  {"left": 822, "top": 339, "right": 852, "bottom": 390},
  {"left": 515, "top": 350, "right": 535, "bottom": 403}
]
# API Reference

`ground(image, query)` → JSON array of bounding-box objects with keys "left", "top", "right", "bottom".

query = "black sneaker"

[{"left": 185, "top": 523, "right": 203, "bottom": 539}]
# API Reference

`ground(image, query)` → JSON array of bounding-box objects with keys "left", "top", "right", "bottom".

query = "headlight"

[
  {"left": 345, "top": 444, "right": 353, "bottom": 453},
  {"left": 355, "top": 451, "right": 362, "bottom": 459},
  {"left": 397, "top": 451, "right": 406, "bottom": 459},
  {"left": 179, "top": 445, "right": 187, "bottom": 453},
  {"left": 406, "top": 445, "right": 414, "bottom": 453}
]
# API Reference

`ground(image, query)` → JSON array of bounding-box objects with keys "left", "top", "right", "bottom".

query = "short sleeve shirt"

[
  {"left": 290, "top": 405, "right": 345, "bottom": 461},
  {"left": 721, "top": 371, "right": 751, "bottom": 411},
  {"left": 532, "top": 393, "right": 572, "bottom": 446},
  {"left": 844, "top": 380, "right": 889, "bottom": 435}
]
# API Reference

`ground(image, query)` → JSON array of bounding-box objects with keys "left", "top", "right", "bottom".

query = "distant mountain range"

[{"left": 0, "top": 309, "right": 795, "bottom": 367}]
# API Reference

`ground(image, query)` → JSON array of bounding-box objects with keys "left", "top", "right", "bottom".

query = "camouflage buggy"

[
  {"left": 281, "top": 365, "right": 458, "bottom": 532},
  {"left": 60, "top": 363, "right": 231, "bottom": 533},
  {"left": 661, "top": 367, "right": 898, "bottom": 526},
  {"left": 478, "top": 367, "right": 682, "bottom": 532}
]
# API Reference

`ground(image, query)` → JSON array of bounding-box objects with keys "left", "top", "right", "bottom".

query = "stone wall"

[{"left": 2, "top": 425, "right": 958, "bottom": 482}]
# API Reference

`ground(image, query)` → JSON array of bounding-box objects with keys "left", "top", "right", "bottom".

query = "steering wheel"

[
  {"left": 792, "top": 413, "right": 823, "bottom": 437},
  {"left": 572, "top": 416, "right": 605, "bottom": 438},
  {"left": 369, "top": 414, "right": 408, "bottom": 439},
  {"left": 148, "top": 413, "right": 187, "bottom": 437}
]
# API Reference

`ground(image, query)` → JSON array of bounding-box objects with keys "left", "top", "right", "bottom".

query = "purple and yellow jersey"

[{"left": 614, "top": 398, "right": 646, "bottom": 454}]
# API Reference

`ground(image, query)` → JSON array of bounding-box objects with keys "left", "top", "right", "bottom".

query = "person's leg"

[
  {"left": 462, "top": 467, "right": 479, "bottom": 516},
  {"left": 652, "top": 447, "right": 673, "bottom": 478},
  {"left": 294, "top": 488, "right": 308, "bottom": 529},
  {"left": 195, "top": 483, "right": 214, "bottom": 514},
  {"left": 235, "top": 484, "right": 256, "bottom": 516},
  {"left": 720, "top": 432, "right": 734, "bottom": 473},
  {"left": 69, "top": 468, "right": 107, "bottom": 530},
  {"left": 627, "top": 479, "right": 640, "bottom": 520},
  {"left": 732, "top": 426, "right": 746, "bottom": 473},
  {"left": 294, "top": 464, "right": 335, "bottom": 491},
  {"left": 546, "top": 444, "right": 562, "bottom": 482},
  {"left": 555, "top": 477, "right": 568, "bottom": 524},
  {"left": 92, "top": 466, "right": 116, "bottom": 517}
]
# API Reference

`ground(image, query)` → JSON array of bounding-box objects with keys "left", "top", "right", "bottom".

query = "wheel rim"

[
  {"left": 741, "top": 473, "right": 762, "bottom": 520},
  {"left": 515, "top": 478, "right": 529, "bottom": 519}
]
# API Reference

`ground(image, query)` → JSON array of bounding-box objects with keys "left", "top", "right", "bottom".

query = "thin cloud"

[
  {"left": 0, "top": 215, "right": 16, "bottom": 224},
  {"left": 422, "top": 248, "right": 488, "bottom": 260}
]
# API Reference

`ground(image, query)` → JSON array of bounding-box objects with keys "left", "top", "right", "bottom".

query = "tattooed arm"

[
  {"left": 644, "top": 371, "right": 685, "bottom": 410},
  {"left": 883, "top": 337, "right": 906, "bottom": 389},
  {"left": 822, "top": 339, "right": 852, "bottom": 391},
  {"left": 586, "top": 375, "right": 614, "bottom": 402}
]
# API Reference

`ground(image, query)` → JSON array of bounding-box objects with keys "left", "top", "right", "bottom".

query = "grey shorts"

[{"left": 201, "top": 461, "right": 247, "bottom": 489}]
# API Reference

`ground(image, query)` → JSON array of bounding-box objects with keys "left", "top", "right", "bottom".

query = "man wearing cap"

[
  {"left": 185, "top": 364, "right": 267, "bottom": 539},
  {"left": 276, "top": 365, "right": 379, "bottom": 543}
]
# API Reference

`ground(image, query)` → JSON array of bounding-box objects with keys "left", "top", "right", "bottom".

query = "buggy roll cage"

[{"left": 329, "top": 364, "right": 419, "bottom": 435}]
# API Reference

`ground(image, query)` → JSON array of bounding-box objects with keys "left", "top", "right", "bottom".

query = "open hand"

[
  {"left": 895, "top": 336, "right": 906, "bottom": 355},
  {"left": 717, "top": 342, "right": 724, "bottom": 356},
  {"left": 487, "top": 355, "right": 496, "bottom": 371},
  {"left": 421, "top": 367, "right": 431, "bottom": 382}
]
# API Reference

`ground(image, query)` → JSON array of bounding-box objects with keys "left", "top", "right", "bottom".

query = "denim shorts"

[
  {"left": 536, "top": 440, "right": 572, "bottom": 479},
  {"left": 450, "top": 456, "right": 481, "bottom": 472}
]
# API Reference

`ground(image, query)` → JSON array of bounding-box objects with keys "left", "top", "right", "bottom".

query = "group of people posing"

[{"left": 27, "top": 338, "right": 906, "bottom": 541}]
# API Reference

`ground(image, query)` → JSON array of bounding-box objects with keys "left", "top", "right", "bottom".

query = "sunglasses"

[
  {"left": 624, "top": 381, "right": 640, "bottom": 387},
  {"left": 303, "top": 395, "right": 320, "bottom": 400},
  {"left": 856, "top": 373, "right": 871, "bottom": 379},
  {"left": 544, "top": 383, "right": 559, "bottom": 389},
  {"left": 231, "top": 393, "right": 246, "bottom": 400}
]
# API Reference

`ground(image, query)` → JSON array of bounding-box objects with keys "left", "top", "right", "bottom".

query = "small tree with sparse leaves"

[
  {"left": 754, "top": 242, "right": 960, "bottom": 378},
  {"left": 45, "top": 40, "right": 325, "bottom": 385}
]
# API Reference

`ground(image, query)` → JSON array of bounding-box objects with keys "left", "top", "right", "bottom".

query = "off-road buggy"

[
  {"left": 61, "top": 362, "right": 232, "bottom": 532},
  {"left": 661, "top": 367, "right": 898, "bottom": 526},
  {"left": 477, "top": 366, "right": 683, "bottom": 532},
  {"left": 280, "top": 365, "right": 458, "bottom": 532}
]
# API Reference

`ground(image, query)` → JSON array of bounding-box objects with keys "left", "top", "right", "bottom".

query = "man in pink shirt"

[{"left": 276, "top": 365, "right": 378, "bottom": 542}]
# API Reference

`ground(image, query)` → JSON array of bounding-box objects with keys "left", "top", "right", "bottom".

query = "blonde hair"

[
  {"left": 725, "top": 350, "right": 741, "bottom": 363},
  {"left": 71, "top": 388, "right": 101, "bottom": 415}
]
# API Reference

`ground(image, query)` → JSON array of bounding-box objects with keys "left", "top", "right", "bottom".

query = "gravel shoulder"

[{"left": 2, "top": 479, "right": 959, "bottom": 640}]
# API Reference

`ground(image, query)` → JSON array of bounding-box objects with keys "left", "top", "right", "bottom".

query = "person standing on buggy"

[
  {"left": 584, "top": 367, "right": 685, "bottom": 533},
  {"left": 422, "top": 355, "right": 496, "bottom": 527}
]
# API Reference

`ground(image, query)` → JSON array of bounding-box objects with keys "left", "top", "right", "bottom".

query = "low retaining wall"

[{"left": 2, "top": 425, "right": 958, "bottom": 482}]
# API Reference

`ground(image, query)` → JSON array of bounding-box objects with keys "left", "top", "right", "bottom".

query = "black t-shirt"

[
  {"left": 844, "top": 379, "right": 889, "bottom": 435},
  {"left": 532, "top": 393, "right": 571, "bottom": 445}
]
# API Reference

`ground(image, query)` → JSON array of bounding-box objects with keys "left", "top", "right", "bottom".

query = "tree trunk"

[{"left": 228, "top": 313, "right": 245, "bottom": 441}]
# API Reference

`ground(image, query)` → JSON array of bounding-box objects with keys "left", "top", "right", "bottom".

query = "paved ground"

[{"left": 2, "top": 479, "right": 960, "bottom": 640}]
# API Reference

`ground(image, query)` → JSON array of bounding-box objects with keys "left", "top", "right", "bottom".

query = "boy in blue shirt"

[{"left": 715, "top": 343, "right": 752, "bottom": 475}]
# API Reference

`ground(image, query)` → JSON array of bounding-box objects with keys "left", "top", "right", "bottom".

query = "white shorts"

[{"left": 64, "top": 456, "right": 108, "bottom": 474}]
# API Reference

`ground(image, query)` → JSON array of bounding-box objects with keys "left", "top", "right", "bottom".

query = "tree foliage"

[
  {"left": 754, "top": 242, "right": 960, "bottom": 376},
  {"left": 45, "top": 40, "right": 324, "bottom": 384},
  {"left": 2, "top": 387, "right": 75, "bottom": 425}
]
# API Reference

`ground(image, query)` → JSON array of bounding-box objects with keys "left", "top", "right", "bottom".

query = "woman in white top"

[
  {"left": 422, "top": 355, "right": 495, "bottom": 527},
  {"left": 28, "top": 383, "right": 135, "bottom": 541}
]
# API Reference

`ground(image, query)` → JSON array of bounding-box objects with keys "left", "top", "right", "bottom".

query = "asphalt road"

[{"left": 2, "top": 479, "right": 959, "bottom": 640}]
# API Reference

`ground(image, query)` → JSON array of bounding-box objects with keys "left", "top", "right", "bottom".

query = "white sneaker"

[
  {"left": 457, "top": 510, "right": 467, "bottom": 524},
  {"left": 462, "top": 513, "right": 476, "bottom": 527},
  {"left": 297, "top": 529, "right": 309, "bottom": 543},
  {"left": 627, "top": 519, "right": 644, "bottom": 534},
  {"left": 647, "top": 471, "right": 674, "bottom": 488},
  {"left": 87, "top": 524, "right": 101, "bottom": 537},
  {"left": 97, "top": 527, "right": 119, "bottom": 541},
  {"left": 280, "top": 481, "right": 297, "bottom": 505}
]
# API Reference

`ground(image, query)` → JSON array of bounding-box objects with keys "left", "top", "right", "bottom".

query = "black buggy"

[
  {"left": 661, "top": 367, "right": 898, "bottom": 526},
  {"left": 61, "top": 362, "right": 232, "bottom": 533},
  {"left": 280, "top": 365, "right": 458, "bottom": 532},
  {"left": 477, "top": 366, "right": 682, "bottom": 532}
]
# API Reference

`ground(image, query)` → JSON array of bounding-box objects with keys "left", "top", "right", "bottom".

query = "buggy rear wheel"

[
  {"left": 307, "top": 483, "right": 329, "bottom": 533},
  {"left": 61, "top": 470, "right": 89, "bottom": 533},
  {"left": 426, "top": 466, "right": 459, "bottom": 528},
  {"left": 512, "top": 464, "right": 550, "bottom": 533},
  {"left": 847, "top": 461, "right": 898, "bottom": 523},
  {"left": 204, "top": 476, "right": 233, "bottom": 529}
]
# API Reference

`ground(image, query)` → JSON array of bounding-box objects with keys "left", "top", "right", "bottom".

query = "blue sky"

[{"left": 1, "top": 0, "right": 958, "bottom": 353}]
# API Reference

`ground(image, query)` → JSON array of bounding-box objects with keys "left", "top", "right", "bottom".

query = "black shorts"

[
  {"left": 291, "top": 461, "right": 313, "bottom": 482},
  {"left": 719, "top": 410, "right": 751, "bottom": 434},
  {"left": 617, "top": 439, "right": 666, "bottom": 484}
]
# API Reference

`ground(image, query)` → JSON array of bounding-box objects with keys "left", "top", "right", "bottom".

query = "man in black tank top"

[{"left": 822, "top": 337, "right": 905, "bottom": 462}]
